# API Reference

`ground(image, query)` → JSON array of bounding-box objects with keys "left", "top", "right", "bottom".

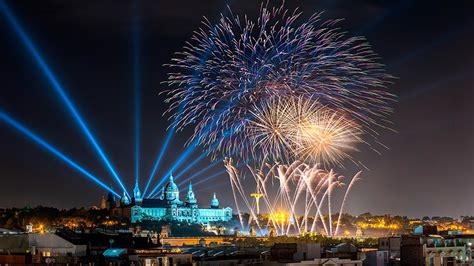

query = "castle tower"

[
  {"left": 133, "top": 181, "right": 142, "bottom": 204},
  {"left": 164, "top": 174, "right": 180, "bottom": 204},
  {"left": 160, "top": 187, "right": 165, "bottom": 200},
  {"left": 185, "top": 182, "right": 197, "bottom": 207},
  {"left": 101, "top": 196, "right": 107, "bottom": 209},
  {"left": 121, "top": 191, "right": 130, "bottom": 205},
  {"left": 210, "top": 192, "right": 219, "bottom": 209}
]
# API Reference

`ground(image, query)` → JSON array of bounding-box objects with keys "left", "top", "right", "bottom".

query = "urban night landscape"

[{"left": 0, "top": 0, "right": 472, "bottom": 265}]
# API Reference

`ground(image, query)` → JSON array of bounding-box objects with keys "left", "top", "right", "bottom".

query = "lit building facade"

[{"left": 130, "top": 176, "right": 232, "bottom": 224}]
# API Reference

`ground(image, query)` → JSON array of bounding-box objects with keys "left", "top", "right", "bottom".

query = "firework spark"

[
  {"left": 295, "top": 105, "right": 364, "bottom": 167},
  {"left": 224, "top": 158, "right": 360, "bottom": 236},
  {"left": 165, "top": 3, "right": 394, "bottom": 163},
  {"left": 246, "top": 96, "right": 363, "bottom": 166}
]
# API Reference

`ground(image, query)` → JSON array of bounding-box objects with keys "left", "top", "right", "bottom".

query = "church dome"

[
  {"left": 165, "top": 177, "right": 178, "bottom": 193},
  {"left": 164, "top": 175, "right": 179, "bottom": 201}
]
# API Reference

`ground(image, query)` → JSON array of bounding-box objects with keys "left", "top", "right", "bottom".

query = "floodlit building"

[{"left": 130, "top": 175, "right": 232, "bottom": 224}]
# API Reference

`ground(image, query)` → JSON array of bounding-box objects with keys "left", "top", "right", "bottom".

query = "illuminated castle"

[{"left": 129, "top": 175, "right": 232, "bottom": 224}]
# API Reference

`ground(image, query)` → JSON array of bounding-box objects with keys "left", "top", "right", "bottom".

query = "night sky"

[{"left": 0, "top": 0, "right": 472, "bottom": 218}]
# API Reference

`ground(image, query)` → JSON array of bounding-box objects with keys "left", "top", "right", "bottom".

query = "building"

[
  {"left": 326, "top": 243, "right": 363, "bottom": 261},
  {"left": 285, "top": 258, "right": 363, "bottom": 265},
  {"left": 269, "top": 243, "right": 322, "bottom": 263},
  {"left": 0, "top": 233, "right": 87, "bottom": 264},
  {"left": 130, "top": 175, "right": 232, "bottom": 224},
  {"left": 401, "top": 234, "right": 471, "bottom": 266},
  {"left": 364, "top": 237, "right": 401, "bottom": 266},
  {"left": 364, "top": 250, "right": 392, "bottom": 266}
]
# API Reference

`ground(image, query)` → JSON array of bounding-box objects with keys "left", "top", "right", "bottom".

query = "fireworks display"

[
  {"left": 165, "top": 3, "right": 394, "bottom": 164},
  {"left": 165, "top": 3, "right": 395, "bottom": 236},
  {"left": 247, "top": 96, "right": 363, "bottom": 166},
  {"left": 224, "top": 157, "right": 361, "bottom": 236}
]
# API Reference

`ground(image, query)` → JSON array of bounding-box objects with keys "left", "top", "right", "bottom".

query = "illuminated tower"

[
  {"left": 101, "top": 196, "right": 107, "bottom": 209},
  {"left": 210, "top": 193, "right": 219, "bottom": 209},
  {"left": 133, "top": 181, "right": 142, "bottom": 204},
  {"left": 250, "top": 181, "right": 264, "bottom": 214},
  {"left": 122, "top": 191, "right": 130, "bottom": 205},
  {"left": 164, "top": 173, "right": 180, "bottom": 204},
  {"left": 250, "top": 193, "right": 264, "bottom": 214},
  {"left": 159, "top": 187, "right": 165, "bottom": 200},
  {"left": 185, "top": 182, "right": 197, "bottom": 207}
]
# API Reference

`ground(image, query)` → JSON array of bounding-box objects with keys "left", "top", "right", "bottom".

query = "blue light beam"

[
  {"left": 191, "top": 168, "right": 228, "bottom": 187},
  {"left": 173, "top": 152, "right": 209, "bottom": 181},
  {"left": 133, "top": 0, "right": 141, "bottom": 186},
  {"left": 143, "top": 2, "right": 242, "bottom": 197},
  {"left": 173, "top": 141, "right": 224, "bottom": 182},
  {"left": 190, "top": 159, "right": 247, "bottom": 189},
  {"left": 0, "top": 112, "right": 121, "bottom": 198},
  {"left": 177, "top": 158, "right": 225, "bottom": 187},
  {"left": 146, "top": 141, "right": 200, "bottom": 197},
  {"left": 194, "top": 181, "right": 227, "bottom": 193},
  {"left": 142, "top": 129, "right": 174, "bottom": 196},
  {"left": 0, "top": 1, "right": 130, "bottom": 198}
]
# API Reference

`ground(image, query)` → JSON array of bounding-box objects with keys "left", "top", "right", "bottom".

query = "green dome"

[{"left": 164, "top": 175, "right": 179, "bottom": 201}]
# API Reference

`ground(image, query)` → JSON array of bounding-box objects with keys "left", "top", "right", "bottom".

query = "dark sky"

[{"left": 0, "top": 0, "right": 473, "bottom": 218}]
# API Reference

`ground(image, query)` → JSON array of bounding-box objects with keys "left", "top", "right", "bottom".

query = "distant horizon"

[{"left": 2, "top": 204, "right": 472, "bottom": 221}]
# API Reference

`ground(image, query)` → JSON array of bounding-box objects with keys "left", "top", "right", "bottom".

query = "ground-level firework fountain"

[{"left": 224, "top": 157, "right": 361, "bottom": 237}]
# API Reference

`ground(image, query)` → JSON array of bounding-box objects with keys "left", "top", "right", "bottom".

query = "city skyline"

[{"left": 0, "top": 0, "right": 473, "bottom": 218}]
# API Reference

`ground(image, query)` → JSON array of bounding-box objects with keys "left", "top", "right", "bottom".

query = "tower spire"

[
  {"left": 133, "top": 180, "right": 142, "bottom": 202},
  {"left": 186, "top": 181, "right": 197, "bottom": 205},
  {"left": 211, "top": 192, "right": 219, "bottom": 208}
]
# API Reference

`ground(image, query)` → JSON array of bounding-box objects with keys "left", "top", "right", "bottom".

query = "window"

[{"left": 446, "top": 257, "right": 454, "bottom": 266}]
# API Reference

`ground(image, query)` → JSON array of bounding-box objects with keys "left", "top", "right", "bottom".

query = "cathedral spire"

[
  {"left": 133, "top": 181, "right": 142, "bottom": 203},
  {"left": 160, "top": 186, "right": 165, "bottom": 200},
  {"left": 186, "top": 181, "right": 197, "bottom": 205},
  {"left": 122, "top": 191, "right": 130, "bottom": 205},
  {"left": 211, "top": 192, "right": 219, "bottom": 208}
]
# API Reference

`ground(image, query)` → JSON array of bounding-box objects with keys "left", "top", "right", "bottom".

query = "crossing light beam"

[
  {"left": 0, "top": 112, "right": 120, "bottom": 198},
  {"left": 0, "top": 0, "right": 130, "bottom": 198}
]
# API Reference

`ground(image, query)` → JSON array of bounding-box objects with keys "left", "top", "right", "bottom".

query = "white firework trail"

[{"left": 225, "top": 158, "right": 360, "bottom": 236}]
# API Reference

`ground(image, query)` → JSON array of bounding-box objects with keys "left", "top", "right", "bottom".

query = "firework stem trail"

[{"left": 334, "top": 171, "right": 362, "bottom": 236}]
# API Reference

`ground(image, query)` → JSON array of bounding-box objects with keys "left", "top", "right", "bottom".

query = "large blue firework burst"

[{"left": 164, "top": 3, "right": 395, "bottom": 163}]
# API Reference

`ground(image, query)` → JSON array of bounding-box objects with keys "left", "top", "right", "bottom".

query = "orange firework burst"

[{"left": 247, "top": 96, "right": 363, "bottom": 166}]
